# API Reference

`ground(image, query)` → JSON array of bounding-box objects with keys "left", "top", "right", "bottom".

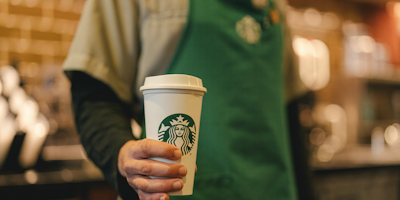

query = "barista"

[{"left": 63, "top": 0, "right": 308, "bottom": 199}]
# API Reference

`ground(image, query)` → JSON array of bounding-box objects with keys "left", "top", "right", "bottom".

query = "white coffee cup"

[{"left": 140, "top": 74, "right": 207, "bottom": 196}]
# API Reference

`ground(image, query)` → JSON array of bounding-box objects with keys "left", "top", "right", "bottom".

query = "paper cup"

[{"left": 140, "top": 74, "right": 207, "bottom": 196}]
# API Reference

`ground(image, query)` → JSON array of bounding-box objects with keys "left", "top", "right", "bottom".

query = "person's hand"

[{"left": 118, "top": 139, "right": 187, "bottom": 200}]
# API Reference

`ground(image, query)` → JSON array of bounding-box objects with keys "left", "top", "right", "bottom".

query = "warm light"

[
  {"left": 34, "top": 114, "right": 50, "bottom": 135},
  {"left": 292, "top": 37, "right": 313, "bottom": 57},
  {"left": 358, "top": 35, "right": 376, "bottom": 53},
  {"left": 344, "top": 24, "right": 375, "bottom": 53},
  {"left": 5, "top": 15, "right": 18, "bottom": 29},
  {"left": 387, "top": 2, "right": 400, "bottom": 19},
  {"left": 292, "top": 37, "right": 330, "bottom": 91},
  {"left": 10, "top": 0, "right": 23, "bottom": 6},
  {"left": 310, "top": 39, "right": 330, "bottom": 90},
  {"left": 342, "top": 21, "right": 358, "bottom": 36},
  {"left": 393, "top": 123, "right": 400, "bottom": 133},
  {"left": 384, "top": 125, "right": 399, "bottom": 146},
  {"left": 16, "top": 99, "right": 39, "bottom": 131},
  {"left": 24, "top": 170, "right": 38, "bottom": 184},
  {"left": 20, "top": 17, "right": 32, "bottom": 30},
  {"left": 17, "top": 38, "right": 30, "bottom": 53},
  {"left": 371, "top": 127, "right": 385, "bottom": 155},
  {"left": 41, "top": 0, "right": 55, "bottom": 10},
  {"left": 0, "top": 65, "right": 20, "bottom": 97},
  {"left": 342, "top": 21, "right": 384, "bottom": 77},
  {"left": 131, "top": 119, "right": 143, "bottom": 139},
  {"left": 53, "top": 19, "right": 68, "bottom": 34},
  {"left": 324, "top": 104, "right": 342, "bottom": 122},
  {"left": 40, "top": 17, "right": 53, "bottom": 32},
  {"left": 394, "top": 3, "right": 400, "bottom": 19},
  {"left": 350, "top": 35, "right": 376, "bottom": 53},
  {"left": 61, "top": 169, "right": 73, "bottom": 182},
  {"left": 304, "top": 8, "right": 322, "bottom": 27},
  {"left": 0, "top": 97, "right": 8, "bottom": 121},
  {"left": 34, "top": 123, "right": 46, "bottom": 138},
  {"left": 9, "top": 87, "right": 27, "bottom": 114},
  {"left": 324, "top": 135, "right": 341, "bottom": 152},
  {"left": 19, "top": 114, "right": 49, "bottom": 168},
  {"left": 324, "top": 104, "right": 347, "bottom": 152},
  {"left": 287, "top": 9, "right": 303, "bottom": 28},
  {"left": 317, "top": 144, "right": 334, "bottom": 162},
  {"left": 0, "top": 78, "right": 2, "bottom": 95},
  {"left": 26, "top": 0, "right": 39, "bottom": 7},
  {"left": 72, "top": 1, "right": 85, "bottom": 14},
  {"left": 349, "top": 36, "right": 361, "bottom": 53},
  {"left": 296, "top": 38, "right": 316, "bottom": 89},
  {"left": 42, "top": 145, "right": 87, "bottom": 161},
  {"left": 373, "top": 43, "right": 389, "bottom": 63},
  {"left": 59, "top": 0, "right": 74, "bottom": 12}
]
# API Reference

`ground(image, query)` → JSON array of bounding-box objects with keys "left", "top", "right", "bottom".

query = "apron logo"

[
  {"left": 236, "top": 15, "right": 261, "bottom": 44},
  {"left": 158, "top": 114, "right": 196, "bottom": 156}
]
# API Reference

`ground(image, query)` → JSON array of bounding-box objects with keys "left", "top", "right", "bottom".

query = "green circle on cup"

[{"left": 158, "top": 114, "right": 196, "bottom": 156}]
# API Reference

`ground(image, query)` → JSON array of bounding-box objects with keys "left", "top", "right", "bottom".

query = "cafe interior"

[{"left": 1, "top": 0, "right": 400, "bottom": 199}]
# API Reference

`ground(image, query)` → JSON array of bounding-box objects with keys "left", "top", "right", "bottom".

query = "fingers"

[
  {"left": 123, "top": 159, "right": 187, "bottom": 178},
  {"left": 118, "top": 139, "right": 187, "bottom": 199},
  {"left": 136, "top": 190, "right": 169, "bottom": 200},
  {"left": 131, "top": 139, "right": 181, "bottom": 160},
  {"left": 129, "top": 175, "right": 184, "bottom": 193}
]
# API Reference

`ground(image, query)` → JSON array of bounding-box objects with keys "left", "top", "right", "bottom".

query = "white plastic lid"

[{"left": 140, "top": 74, "right": 207, "bottom": 93}]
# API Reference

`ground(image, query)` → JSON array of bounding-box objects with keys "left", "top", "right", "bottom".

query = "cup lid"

[{"left": 140, "top": 74, "right": 207, "bottom": 93}]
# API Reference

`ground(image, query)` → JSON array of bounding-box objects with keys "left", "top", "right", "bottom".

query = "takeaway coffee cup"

[{"left": 140, "top": 74, "right": 207, "bottom": 196}]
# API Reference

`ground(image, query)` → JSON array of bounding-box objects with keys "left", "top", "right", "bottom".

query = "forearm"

[{"left": 67, "top": 71, "right": 138, "bottom": 199}]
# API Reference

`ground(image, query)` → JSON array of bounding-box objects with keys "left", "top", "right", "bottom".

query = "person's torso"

[{"left": 162, "top": 0, "right": 298, "bottom": 199}]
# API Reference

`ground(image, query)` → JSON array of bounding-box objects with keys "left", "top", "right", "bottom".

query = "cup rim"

[{"left": 140, "top": 74, "right": 207, "bottom": 93}]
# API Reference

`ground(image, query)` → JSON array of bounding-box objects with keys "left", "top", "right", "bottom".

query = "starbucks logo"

[
  {"left": 236, "top": 15, "right": 261, "bottom": 44},
  {"left": 158, "top": 114, "right": 196, "bottom": 156}
]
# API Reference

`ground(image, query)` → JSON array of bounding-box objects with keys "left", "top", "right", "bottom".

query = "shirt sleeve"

[
  {"left": 63, "top": 0, "right": 140, "bottom": 103},
  {"left": 62, "top": 0, "right": 189, "bottom": 199},
  {"left": 66, "top": 71, "right": 139, "bottom": 200},
  {"left": 62, "top": 0, "right": 140, "bottom": 198}
]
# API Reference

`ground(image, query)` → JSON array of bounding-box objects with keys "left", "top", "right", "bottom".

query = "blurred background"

[
  {"left": 0, "top": 0, "right": 400, "bottom": 199},
  {"left": 0, "top": 0, "right": 116, "bottom": 199}
]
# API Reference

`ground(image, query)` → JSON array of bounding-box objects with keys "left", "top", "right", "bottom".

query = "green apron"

[{"left": 166, "top": 0, "right": 297, "bottom": 199}]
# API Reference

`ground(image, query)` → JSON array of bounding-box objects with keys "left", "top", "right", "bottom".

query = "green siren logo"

[{"left": 158, "top": 114, "right": 196, "bottom": 156}]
